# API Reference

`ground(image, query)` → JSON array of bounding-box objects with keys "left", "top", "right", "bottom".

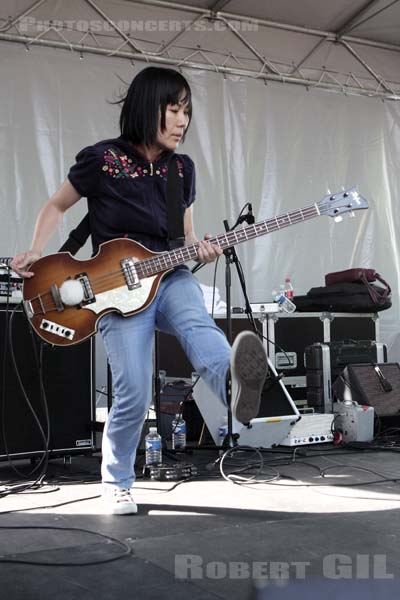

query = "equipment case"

[{"left": 263, "top": 311, "right": 379, "bottom": 406}]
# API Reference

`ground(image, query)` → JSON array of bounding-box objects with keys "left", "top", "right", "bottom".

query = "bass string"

[
  {"left": 37, "top": 273, "right": 126, "bottom": 313},
  {"left": 31, "top": 257, "right": 179, "bottom": 313},
  {"left": 30, "top": 268, "right": 128, "bottom": 313},
  {"left": 37, "top": 266, "right": 164, "bottom": 313}
]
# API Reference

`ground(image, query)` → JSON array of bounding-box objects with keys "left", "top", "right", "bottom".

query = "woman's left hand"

[{"left": 197, "top": 233, "right": 223, "bottom": 263}]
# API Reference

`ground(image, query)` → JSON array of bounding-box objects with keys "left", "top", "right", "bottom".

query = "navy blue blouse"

[{"left": 68, "top": 136, "right": 196, "bottom": 254}]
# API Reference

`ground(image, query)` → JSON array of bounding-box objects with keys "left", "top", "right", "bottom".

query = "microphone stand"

[{"left": 222, "top": 206, "right": 255, "bottom": 449}]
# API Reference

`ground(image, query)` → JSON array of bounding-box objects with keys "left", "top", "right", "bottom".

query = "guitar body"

[{"left": 23, "top": 238, "right": 170, "bottom": 346}]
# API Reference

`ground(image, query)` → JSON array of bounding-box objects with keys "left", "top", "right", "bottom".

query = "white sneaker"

[
  {"left": 230, "top": 331, "right": 268, "bottom": 425},
  {"left": 103, "top": 488, "right": 138, "bottom": 515}
]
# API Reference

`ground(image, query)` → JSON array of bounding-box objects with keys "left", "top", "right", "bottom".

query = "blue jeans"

[{"left": 99, "top": 268, "right": 231, "bottom": 489}]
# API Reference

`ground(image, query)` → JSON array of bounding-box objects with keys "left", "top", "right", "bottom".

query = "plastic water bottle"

[
  {"left": 171, "top": 414, "right": 186, "bottom": 450},
  {"left": 274, "top": 290, "right": 296, "bottom": 313},
  {"left": 145, "top": 427, "right": 162, "bottom": 465},
  {"left": 284, "top": 277, "right": 294, "bottom": 299},
  {"left": 218, "top": 416, "right": 229, "bottom": 448}
]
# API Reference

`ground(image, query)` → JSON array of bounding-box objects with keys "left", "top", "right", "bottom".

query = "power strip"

[{"left": 280, "top": 413, "right": 334, "bottom": 446}]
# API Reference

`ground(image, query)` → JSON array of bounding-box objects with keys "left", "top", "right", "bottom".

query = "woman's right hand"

[
  {"left": 10, "top": 179, "right": 82, "bottom": 279},
  {"left": 11, "top": 250, "right": 41, "bottom": 278}
]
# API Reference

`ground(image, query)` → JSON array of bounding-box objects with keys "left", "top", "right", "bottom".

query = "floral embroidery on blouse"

[
  {"left": 101, "top": 148, "right": 183, "bottom": 180},
  {"left": 102, "top": 149, "right": 138, "bottom": 179}
]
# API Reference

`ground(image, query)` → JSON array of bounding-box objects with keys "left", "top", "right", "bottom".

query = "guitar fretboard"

[{"left": 133, "top": 204, "right": 320, "bottom": 279}]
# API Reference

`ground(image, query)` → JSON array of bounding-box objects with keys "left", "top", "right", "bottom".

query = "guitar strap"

[
  {"left": 58, "top": 155, "right": 185, "bottom": 255},
  {"left": 58, "top": 213, "right": 90, "bottom": 255},
  {"left": 166, "top": 154, "right": 185, "bottom": 250}
]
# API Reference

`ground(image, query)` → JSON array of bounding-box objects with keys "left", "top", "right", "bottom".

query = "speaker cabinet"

[
  {"left": 0, "top": 308, "right": 96, "bottom": 459},
  {"left": 333, "top": 363, "right": 400, "bottom": 416}
]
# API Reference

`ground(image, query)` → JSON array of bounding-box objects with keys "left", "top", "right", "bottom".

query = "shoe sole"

[
  {"left": 230, "top": 331, "right": 268, "bottom": 424},
  {"left": 110, "top": 504, "right": 138, "bottom": 515}
]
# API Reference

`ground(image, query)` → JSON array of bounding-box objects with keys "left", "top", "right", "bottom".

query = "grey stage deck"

[{"left": 0, "top": 445, "right": 399, "bottom": 599}]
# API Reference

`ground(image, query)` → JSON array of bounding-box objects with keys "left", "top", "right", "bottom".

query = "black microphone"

[
  {"left": 246, "top": 203, "right": 255, "bottom": 224},
  {"left": 238, "top": 204, "right": 255, "bottom": 226},
  {"left": 374, "top": 365, "right": 392, "bottom": 393}
]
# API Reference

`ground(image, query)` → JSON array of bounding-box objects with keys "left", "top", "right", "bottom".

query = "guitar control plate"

[{"left": 40, "top": 318, "right": 75, "bottom": 340}]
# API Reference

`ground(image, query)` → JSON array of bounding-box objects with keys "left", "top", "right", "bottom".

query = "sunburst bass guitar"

[{"left": 22, "top": 188, "right": 368, "bottom": 346}]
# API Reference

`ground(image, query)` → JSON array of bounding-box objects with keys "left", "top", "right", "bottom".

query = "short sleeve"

[
  {"left": 68, "top": 145, "right": 101, "bottom": 198},
  {"left": 180, "top": 154, "right": 196, "bottom": 208}
]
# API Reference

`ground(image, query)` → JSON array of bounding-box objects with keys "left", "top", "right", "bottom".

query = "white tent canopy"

[
  {"left": 1, "top": 0, "right": 400, "bottom": 98},
  {"left": 1, "top": 0, "right": 400, "bottom": 360}
]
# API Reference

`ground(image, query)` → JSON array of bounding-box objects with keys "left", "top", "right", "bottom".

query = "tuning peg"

[
  {"left": 334, "top": 216, "right": 343, "bottom": 223},
  {"left": 349, "top": 211, "right": 355, "bottom": 218}
]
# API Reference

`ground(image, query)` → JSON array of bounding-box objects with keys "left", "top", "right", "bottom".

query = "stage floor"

[{"left": 0, "top": 444, "right": 399, "bottom": 599}]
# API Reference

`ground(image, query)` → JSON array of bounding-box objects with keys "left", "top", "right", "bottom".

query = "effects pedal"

[{"left": 142, "top": 462, "right": 197, "bottom": 481}]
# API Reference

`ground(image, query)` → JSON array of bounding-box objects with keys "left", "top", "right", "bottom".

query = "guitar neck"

[{"left": 136, "top": 203, "right": 320, "bottom": 277}]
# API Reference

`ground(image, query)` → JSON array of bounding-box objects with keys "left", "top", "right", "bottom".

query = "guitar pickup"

[
  {"left": 75, "top": 273, "right": 95, "bottom": 304},
  {"left": 121, "top": 258, "right": 141, "bottom": 290}
]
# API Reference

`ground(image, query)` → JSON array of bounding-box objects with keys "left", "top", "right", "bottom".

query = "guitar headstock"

[{"left": 317, "top": 187, "right": 368, "bottom": 219}]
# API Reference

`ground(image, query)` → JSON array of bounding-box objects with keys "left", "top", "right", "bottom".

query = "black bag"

[
  {"left": 294, "top": 281, "right": 392, "bottom": 312},
  {"left": 325, "top": 268, "right": 391, "bottom": 306}
]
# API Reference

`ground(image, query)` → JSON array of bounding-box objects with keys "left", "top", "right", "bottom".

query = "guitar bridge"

[
  {"left": 23, "top": 300, "right": 34, "bottom": 319},
  {"left": 121, "top": 258, "right": 141, "bottom": 290}
]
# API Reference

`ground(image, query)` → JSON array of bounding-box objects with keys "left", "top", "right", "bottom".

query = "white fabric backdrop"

[{"left": 2, "top": 43, "right": 400, "bottom": 369}]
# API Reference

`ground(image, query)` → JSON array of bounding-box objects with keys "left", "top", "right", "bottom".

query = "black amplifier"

[
  {"left": 0, "top": 264, "right": 23, "bottom": 304},
  {"left": 0, "top": 307, "right": 96, "bottom": 458},
  {"left": 305, "top": 340, "right": 387, "bottom": 413}
]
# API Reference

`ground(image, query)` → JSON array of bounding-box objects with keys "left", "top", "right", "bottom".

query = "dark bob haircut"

[{"left": 119, "top": 66, "right": 192, "bottom": 147}]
